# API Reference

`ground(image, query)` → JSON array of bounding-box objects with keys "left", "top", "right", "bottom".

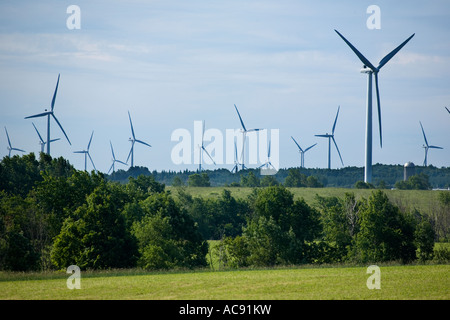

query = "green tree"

[
  {"left": 240, "top": 171, "right": 260, "bottom": 187},
  {"left": 51, "top": 182, "right": 138, "bottom": 270},
  {"left": 188, "top": 173, "right": 211, "bottom": 187},
  {"left": 284, "top": 169, "right": 306, "bottom": 187},
  {"left": 352, "top": 190, "right": 416, "bottom": 263}
]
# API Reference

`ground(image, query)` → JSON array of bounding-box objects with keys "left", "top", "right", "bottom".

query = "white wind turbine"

[
  {"left": 198, "top": 120, "right": 216, "bottom": 172},
  {"left": 126, "top": 111, "right": 151, "bottom": 167},
  {"left": 335, "top": 30, "right": 414, "bottom": 183},
  {"left": 73, "top": 131, "right": 96, "bottom": 172},
  {"left": 315, "top": 106, "right": 344, "bottom": 169},
  {"left": 32, "top": 122, "right": 60, "bottom": 153},
  {"left": 258, "top": 139, "right": 276, "bottom": 170},
  {"left": 4, "top": 127, "right": 25, "bottom": 157},
  {"left": 291, "top": 136, "right": 317, "bottom": 168},
  {"left": 108, "top": 141, "right": 128, "bottom": 174},
  {"left": 231, "top": 140, "right": 242, "bottom": 173},
  {"left": 24, "top": 74, "right": 71, "bottom": 155},
  {"left": 234, "top": 104, "right": 262, "bottom": 170},
  {"left": 419, "top": 121, "right": 443, "bottom": 167}
]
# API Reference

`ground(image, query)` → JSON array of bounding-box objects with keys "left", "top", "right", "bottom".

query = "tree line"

[{"left": 0, "top": 153, "right": 449, "bottom": 271}]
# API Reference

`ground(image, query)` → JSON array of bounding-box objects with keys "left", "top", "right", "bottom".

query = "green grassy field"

[
  {"left": 0, "top": 264, "right": 448, "bottom": 300},
  {"left": 168, "top": 186, "right": 445, "bottom": 214}
]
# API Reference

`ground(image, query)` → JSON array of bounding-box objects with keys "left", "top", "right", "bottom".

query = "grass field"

[
  {"left": 0, "top": 264, "right": 448, "bottom": 300},
  {"left": 168, "top": 186, "right": 446, "bottom": 214}
]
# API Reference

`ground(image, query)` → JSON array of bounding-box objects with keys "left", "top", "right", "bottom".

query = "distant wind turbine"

[
  {"left": 231, "top": 140, "right": 241, "bottom": 173},
  {"left": 419, "top": 121, "right": 443, "bottom": 167},
  {"left": 4, "top": 127, "right": 25, "bottom": 157},
  {"left": 108, "top": 141, "right": 128, "bottom": 174},
  {"left": 198, "top": 120, "right": 216, "bottom": 172},
  {"left": 258, "top": 139, "right": 276, "bottom": 170},
  {"left": 126, "top": 111, "right": 151, "bottom": 167},
  {"left": 234, "top": 104, "right": 262, "bottom": 170},
  {"left": 73, "top": 131, "right": 96, "bottom": 172},
  {"left": 291, "top": 136, "right": 317, "bottom": 168},
  {"left": 24, "top": 74, "right": 71, "bottom": 155},
  {"left": 315, "top": 106, "right": 344, "bottom": 169},
  {"left": 335, "top": 30, "right": 414, "bottom": 182},
  {"left": 32, "top": 122, "right": 60, "bottom": 153}
]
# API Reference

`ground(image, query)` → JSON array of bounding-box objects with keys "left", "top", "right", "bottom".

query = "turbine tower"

[
  {"left": 198, "top": 120, "right": 216, "bottom": 172},
  {"left": 108, "top": 141, "right": 128, "bottom": 174},
  {"left": 315, "top": 106, "right": 344, "bottom": 169},
  {"left": 231, "top": 140, "right": 241, "bottom": 173},
  {"left": 4, "top": 127, "right": 25, "bottom": 157},
  {"left": 32, "top": 122, "right": 60, "bottom": 153},
  {"left": 291, "top": 136, "right": 317, "bottom": 168},
  {"left": 73, "top": 131, "right": 96, "bottom": 172},
  {"left": 126, "top": 111, "right": 151, "bottom": 167},
  {"left": 24, "top": 74, "right": 71, "bottom": 155},
  {"left": 234, "top": 104, "right": 261, "bottom": 170},
  {"left": 420, "top": 121, "right": 443, "bottom": 167},
  {"left": 335, "top": 30, "right": 414, "bottom": 183}
]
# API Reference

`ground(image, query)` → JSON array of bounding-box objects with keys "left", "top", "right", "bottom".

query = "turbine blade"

[
  {"left": 304, "top": 143, "right": 317, "bottom": 152},
  {"left": 247, "top": 128, "right": 262, "bottom": 132},
  {"left": 446, "top": 106, "right": 450, "bottom": 114},
  {"left": 49, "top": 138, "right": 60, "bottom": 143},
  {"left": 429, "top": 145, "right": 443, "bottom": 149},
  {"left": 202, "top": 146, "right": 216, "bottom": 165},
  {"left": 87, "top": 131, "right": 94, "bottom": 150},
  {"left": 110, "top": 141, "right": 116, "bottom": 159},
  {"left": 25, "top": 111, "right": 51, "bottom": 119},
  {"left": 234, "top": 104, "right": 247, "bottom": 131},
  {"left": 332, "top": 106, "right": 340, "bottom": 134},
  {"left": 108, "top": 163, "right": 114, "bottom": 174},
  {"left": 135, "top": 139, "right": 151, "bottom": 147},
  {"left": 32, "top": 123, "right": 44, "bottom": 143},
  {"left": 374, "top": 72, "right": 383, "bottom": 148},
  {"left": 315, "top": 134, "right": 330, "bottom": 138},
  {"left": 51, "top": 74, "right": 60, "bottom": 111},
  {"left": 126, "top": 143, "right": 133, "bottom": 163},
  {"left": 332, "top": 137, "right": 344, "bottom": 166},
  {"left": 88, "top": 153, "right": 96, "bottom": 171},
  {"left": 377, "top": 34, "right": 415, "bottom": 69},
  {"left": 12, "top": 148, "right": 26, "bottom": 153},
  {"left": 335, "top": 30, "right": 376, "bottom": 71},
  {"left": 51, "top": 114, "right": 71, "bottom": 145},
  {"left": 419, "top": 121, "right": 429, "bottom": 147},
  {"left": 4, "top": 127, "right": 11, "bottom": 148},
  {"left": 73, "top": 151, "right": 85, "bottom": 154},
  {"left": 128, "top": 111, "right": 135, "bottom": 139},
  {"left": 291, "top": 136, "right": 303, "bottom": 152},
  {"left": 116, "top": 160, "right": 128, "bottom": 166}
]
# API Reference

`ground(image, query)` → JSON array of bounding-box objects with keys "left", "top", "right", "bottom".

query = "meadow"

[{"left": 0, "top": 264, "right": 448, "bottom": 300}]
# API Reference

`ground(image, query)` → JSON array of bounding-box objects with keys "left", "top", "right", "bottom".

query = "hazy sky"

[{"left": 1, "top": 0, "right": 449, "bottom": 174}]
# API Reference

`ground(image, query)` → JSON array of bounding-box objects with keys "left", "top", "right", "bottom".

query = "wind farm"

[{"left": 0, "top": 2, "right": 449, "bottom": 305}]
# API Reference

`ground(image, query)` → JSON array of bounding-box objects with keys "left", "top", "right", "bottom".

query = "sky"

[{"left": 0, "top": 0, "right": 449, "bottom": 174}]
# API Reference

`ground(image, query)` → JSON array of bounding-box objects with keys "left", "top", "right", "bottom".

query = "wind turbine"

[
  {"left": 419, "top": 121, "right": 443, "bottom": 167},
  {"left": 231, "top": 140, "right": 241, "bottom": 173},
  {"left": 108, "top": 141, "right": 128, "bottom": 174},
  {"left": 291, "top": 136, "right": 317, "bottom": 168},
  {"left": 4, "top": 127, "right": 25, "bottom": 157},
  {"left": 126, "top": 111, "right": 151, "bottom": 167},
  {"left": 73, "top": 131, "right": 96, "bottom": 172},
  {"left": 24, "top": 74, "right": 71, "bottom": 155},
  {"left": 234, "top": 104, "right": 262, "bottom": 170},
  {"left": 32, "top": 122, "right": 60, "bottom": 153},
  {"left": 335, "top": 30, "right": 414, "bottom": 183},
  {"left": 198, "top": 120, "right": 216, "bottom": 172},
  {"left": 258, "top": 139, "right": 276, "bottom": 170},
  {"left": 315, "top": 106, "right": 344, "bottom": 169}
]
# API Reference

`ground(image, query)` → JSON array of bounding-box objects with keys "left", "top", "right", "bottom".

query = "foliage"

[
  {"left": 284, "top": 168, "right": 323, "bottom": 188},
  {"left": 188, "top": 173, "right": 211, "bottom": 187},
  {"left": 395, "top": 173, "right": 432, "bottom": 190}
]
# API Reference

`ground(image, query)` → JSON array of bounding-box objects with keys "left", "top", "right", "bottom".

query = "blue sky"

[{"left": 0, "top": 0, "right": 449, "bottom": 174}]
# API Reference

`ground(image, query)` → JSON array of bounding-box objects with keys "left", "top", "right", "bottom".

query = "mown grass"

[{"left": 0, "top": 264, "right": 448, "bottom": 300}]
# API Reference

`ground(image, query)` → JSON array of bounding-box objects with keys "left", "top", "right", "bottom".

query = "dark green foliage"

[
  {"left": 284, "top": 168, "right": 323, "bottom": 188},
  {"left": 188, "top": 173, "right": 211, "bottom": 187},
  {"left": 395, "top": 173, "right": 432, "bottom": 190}
]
